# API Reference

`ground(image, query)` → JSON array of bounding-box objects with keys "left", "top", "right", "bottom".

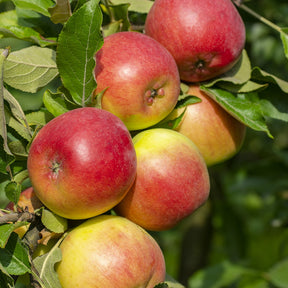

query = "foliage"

[{"left": 0, "top": 0, "right": 288, "bottom": 287}]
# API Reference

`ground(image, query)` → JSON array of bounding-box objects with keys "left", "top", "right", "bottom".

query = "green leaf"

[
  {"left": 48, "top": 0, "right": 72, "bottom": 24},
  {"left": 204, "top": 50, "right": 252, "bottom": 87},
  {"left": 0, "top": 223, "right": 28, "bottom": 248},
  {"left": 218, "top": 80, "right": 268, "bottom": 94},
  {"left": 4, "top": 46, "right": 59, "bottom": 93},
  {"left": 109, "top": 3, "right": 131, "bottom": 32},
  {"left": 280, "top": 28, "right": 288, "bottom": 60},
  {"left": 12, "top": 0, "right": 54, "bottom": 17},
  {"left": 43, "top": 90, "right": 70, "bottom": 117},
  {"left": 201, "top": 86, "right": 273, "bottom": 138},
  {"left": 0, "top": 10, "right": 57, "bottom": 47},
  {"left": 4, "top": 88, "right": 32, "bottom": 140},
  {"left": 0, "top": 269, "right": 15, "bottom": 288},
  {"left": 0, "top": 232, "right": 31, "bottom": 275},
  {"left": 41, "top": 209, "right": 68, "bottom": 234},
  {"left": 5, "top": 181, "right": 21, "bottom": 205},
  {"left": 165, "top": 274, "right": 186, "bottom": 288},
  {"left": 33, "top": 245, "right": 62, "bottom": 288},
  {"left": 188, "top": 261, "right": 248, "bottom": 288},
  {"left": 251, "top": 67, "right": 288, "bottom": 93},
  {"left": 268, "top": 258, "right": 288, "bottom": 288},
  {"left": 56, "top": 0, "right": 103, "bottom": 106},
  {"left": 1, "top": 49, "right": 11, "bottom": 152},
  {"left": 110, "top": 0, "right": 154, "bottom": 13},
  {"left": 25, "top": 110, "right": 54, "bottom": 127},
  {"left": 260, "top": 99, "right": 288, "bottom": 122}
]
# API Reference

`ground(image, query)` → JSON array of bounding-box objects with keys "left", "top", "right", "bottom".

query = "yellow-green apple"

[
  {"left": 27, "top": 107, "right": 137, "bottom": 220},
  {"left": 5, "top": 187, "right": 43, "bottom": 238},
  {"left": 168, "top": 85, "right": 246, "bottom": 166},
  {"left": 145, "top": 0, "right": 246, "bottom": 82},
  {"left": 93, "top": 31, "right": 180, "bottom": 131},
  {"left": 115, "top": 128, "right": 210, "bottom": 231},
  {"left": 56, "top": 215, "right": 166, "bottom": 288}
]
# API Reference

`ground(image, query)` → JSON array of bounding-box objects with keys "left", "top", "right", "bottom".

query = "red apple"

[
  {"left": 93, "top": 31, "right": 180, "bottom": 130},
  {"left": 168, "top": 85, "right": 246, "bottom": 166},
  {"left": 56, "top": 215, "right": 166, "bottom": 288},
  {"left": 115, "top": 128, "right": 210, "bottom": 231},
  {"left": 145, "top": 0, "right": 246, "bottom": 82},
  {"left": 27, "top": 108, "right": 137, "bottom": 220}
]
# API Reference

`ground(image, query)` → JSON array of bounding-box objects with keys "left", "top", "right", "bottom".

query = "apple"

[
  {"left": 145, "top": 0, "right": 246, "bottom": 82},
  {"left": 27, "top": 107, "right": 137, "bottom": 220},
  {"left": 115, "top": 128, "right": 210, "bottom": 231},
  {"left": 167, "top": 85, "right": 246, "bottom": 166},
  {"left": 93, "top": 31, "right": 180, "bottom": 131},
  {"left": 56, "top": 215, "right": 166, "bottom": 288},
  {"left": 5, "top": 187, "right": 43, "bottom": 238}
]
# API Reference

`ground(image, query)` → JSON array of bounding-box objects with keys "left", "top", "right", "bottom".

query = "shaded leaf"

[
  {"left": 188, "top": 261, "right": 248, "bottom": 288},
  {"left": 5, "top": 181, "right": 21, "bottom": 205},
  {"left": 0, "top": 223, "right": 28, "bottom": 248},
  {"left": 48, "top": 0, "right": 72, "bottom": 24},
  {"left": 56, "top": 0, "right": 103, "bottom": 106},
  {"left": 25, "top": 110, "right": 54, "bottom": 127},
  {"left": 0, "top": 232, "right": 31, "bottom": 275},
  {"left": 0, "top": 269, "right": 15, "bottom": 288},
  {"left": 4, "top": 46, "right": 58, "bottom": 93},
  {"left": 251, "top": 67, "right": 288, "bottom": 93}
]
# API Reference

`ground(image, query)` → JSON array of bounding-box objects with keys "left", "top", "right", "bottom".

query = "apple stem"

[{"left": 233, "top": 1, "right": 283, "bottom": 33}]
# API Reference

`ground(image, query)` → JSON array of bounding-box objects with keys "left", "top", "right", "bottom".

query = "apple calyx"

[
  {"left": 50, "top": 161, "right": 61, "bottom": 176},
  {"left": 145, "top": 87, "right": 165, "bottom": 105}
]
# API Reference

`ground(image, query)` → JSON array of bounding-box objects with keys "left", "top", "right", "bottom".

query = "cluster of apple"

[{"left": 12, "top": 0, "right": 248, "bottom": 287}]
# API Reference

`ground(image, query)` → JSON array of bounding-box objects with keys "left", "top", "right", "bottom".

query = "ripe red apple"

[
  {"left": 93, "top": 31, "right": 180, "bottom": 131},
  {"left": 27, "top": 107, "right": 137, "bottom": 220},
  {"left": 56, "top": 215, "right": 166, "bottom": 288},
  {"left": 168, "top": 85, "right": 246, "bottom": 166},
  {"left": 115, "top": 128, "right": 210, "bottom": 231},
  {"left": 145, "top": 0, "right": 246, "bottom": 82}
]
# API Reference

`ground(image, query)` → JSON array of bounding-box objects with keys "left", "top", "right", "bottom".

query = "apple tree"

[{"left": 0, "top": 0, "right": 288, "bottom": 287}]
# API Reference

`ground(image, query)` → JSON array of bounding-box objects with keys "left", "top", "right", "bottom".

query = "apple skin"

[
  {"left": 27, "top": 107, "right": 137, "bottom": 220},
  {"left": 145, "top": 0, "right": 246, "bottom": 82},
  {"left": 93, "top": 31, "right": 180, "bottom": 131},
  {"left": 5, "top": 187, "right": 43, "bottom": 238},
  {"left": 115, "top": 128, "right": 210, "bottom": 231},
  {"left": 168, "top": 85, "right": 246, "bottom": 166},
  {"left": 56, "top": 215, "right": 166, "bottom": 288}
]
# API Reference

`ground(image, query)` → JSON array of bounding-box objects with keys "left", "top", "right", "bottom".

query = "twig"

[{"left": 0, "top": 210, "right": 35, "bottom": 224}]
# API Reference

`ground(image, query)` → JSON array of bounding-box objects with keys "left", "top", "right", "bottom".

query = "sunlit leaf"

[
  {"left": 43, "top": 90, "right": 70, "bottom": 117},
  {"left": 280, "top": 28, "right": 288, "bottom": 60},
  {"left": 110, "top": 0, "right": 153, "bottom": 13},
  {"left": 56, "top": 0, "right": 103, "bottom": 106},
  {"left": 204, "top": 50, "right": 251, "bottom": 87},
  {"left": 41, "top": 209, "right": 68, "bottom": 234},
  {"left": 201, "top": 86, "right": 273, "bottom": 137},
  {"left": 4, "top": 46, "right": 59, "bottom": 93},
  {"left": 12, "top": 0, "right": 54, "bottom": 17}
]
